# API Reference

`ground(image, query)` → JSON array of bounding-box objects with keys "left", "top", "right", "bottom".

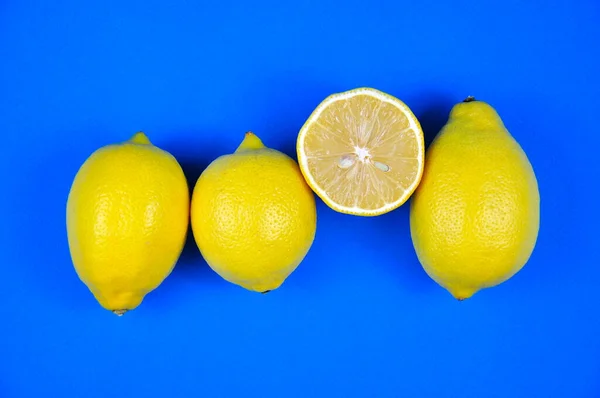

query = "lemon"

[
  {"left": 296, "top": 87, "right": 425, "bottom": 216},
  {"left": 66, "top": 132, "right": 189, "bottom": 314},
  {"left": 191, "top": 132, "right": 317, "bottom": 292},
  {"left": 410, "top": 98, "right": 540, "bottom": 300}
]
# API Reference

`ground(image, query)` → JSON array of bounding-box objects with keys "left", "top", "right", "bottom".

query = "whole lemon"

[
  {"left": 66, "top": 132, "right": 189, "bottom": 314},
  {"left": 410, "top": 98, "right": 540, "bottom": 300},
  {"left": 191, "top": 132, "right": 317, "bottom": 293}
]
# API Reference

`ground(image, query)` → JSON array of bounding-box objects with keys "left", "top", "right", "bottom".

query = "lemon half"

[{"left": 296, "top": 87, "right": 425, "bottom": 216}]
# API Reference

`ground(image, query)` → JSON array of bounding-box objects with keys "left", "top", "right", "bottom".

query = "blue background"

[{"left": 1, "top": 0, "right": 599, "bottom": 397}]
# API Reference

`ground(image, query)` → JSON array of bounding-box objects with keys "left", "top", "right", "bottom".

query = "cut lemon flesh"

[{"left": 296, "top": 87, "right": 425, "bottom": 216}]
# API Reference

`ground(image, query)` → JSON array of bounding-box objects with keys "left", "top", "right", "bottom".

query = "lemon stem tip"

[
  {"left": 235, "top": 131, "right": 265, "bottom": 152},
  {"left": 129, "top": 132, "right": 152, "bottom": 145},
  {"left": 463, "top": 96, "right": 476, "bottom": 103},
  {"left": 112, "top": 309, "right": 128, "bottom": 316}
]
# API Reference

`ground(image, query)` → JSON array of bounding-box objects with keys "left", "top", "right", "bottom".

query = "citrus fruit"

[
  {"left": 410, "top": 98, "right": 540, "bottom": 300},
  {"left": 66, "top": 132, "right": 189, "bottom": 314},
  {"left": 296, "top": 87, "right": 425, "bottom": 216},
  {"left": 191, "top": 132, "right": 317, "bottom": 293}
]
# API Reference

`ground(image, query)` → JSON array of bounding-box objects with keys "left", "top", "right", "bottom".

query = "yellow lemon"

[
  {"left": 191, "top": 132, "right": 317, "bottom": 293},
  {"left": 66, "top": 132, "right": 189, "bottom": 314},
  {"left": 410, "top": 98, "right": 540, "bottom": 300},
  {"left": 296, "top": 87, "right": 425, "bottom": 216}
]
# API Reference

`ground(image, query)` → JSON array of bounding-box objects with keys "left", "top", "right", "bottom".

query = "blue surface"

[{"left": 1, "top": 1, "right": 599, "bottom": 397}]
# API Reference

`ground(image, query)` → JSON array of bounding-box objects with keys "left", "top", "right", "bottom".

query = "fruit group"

[
  {"left": 191, "top": 132, "right": 317, "bottom": 292},
  {"left": 410, "top": 98, "right": 540, "bottom": 300},
  {"left": 296, "top": 87, "right": 425, "bottom": 216},
  {"left": 66, "top": 132, "right": 189, "bottom": 314}
]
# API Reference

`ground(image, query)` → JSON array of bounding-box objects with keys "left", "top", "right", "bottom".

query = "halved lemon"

[{"left": 296, "top": 87, "right": 425, "bottom": 216}]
